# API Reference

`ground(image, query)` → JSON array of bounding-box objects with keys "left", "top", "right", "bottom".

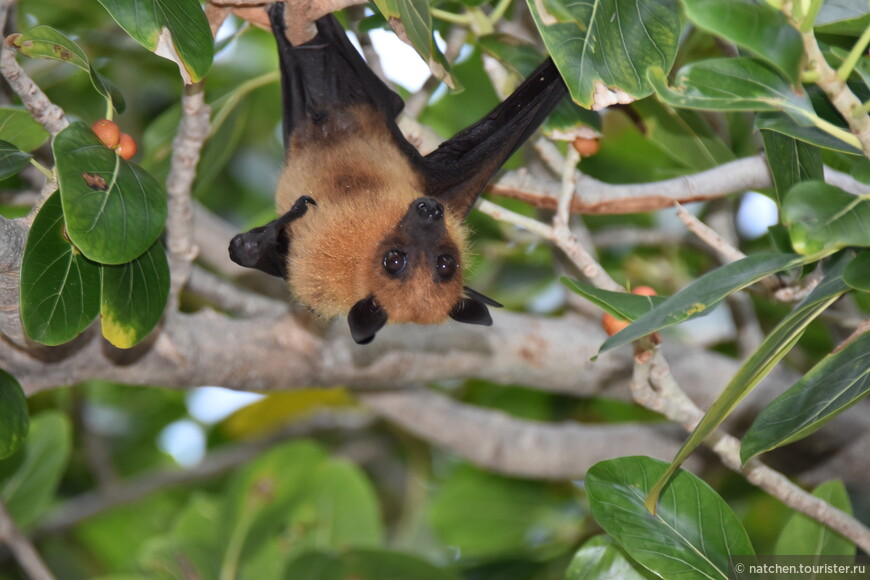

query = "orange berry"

[
  {"left": 91, "top": 119, "right": 121, "bottom": 149},
  {"left": 602, "top": 312, "right": 630, "bottom": 336},
  {"left": 116, "top": 133, "right": 137, "bottom": 160},
  {"left": 632, "top": 286, "right": 657, "bottom": 296},
  {"left": 572, "top": 136, "right": 600, "bottom": 157}
]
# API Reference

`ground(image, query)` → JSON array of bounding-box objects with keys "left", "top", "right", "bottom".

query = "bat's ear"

[
  {"left": 228, "top": 195, "right": 315, "bottom": 279},
  {"left": 449, "top": 287, "right": 503, "bottom": 326},
  {"left": 348, "top": 296, "right": 388, "bottom": 344}
]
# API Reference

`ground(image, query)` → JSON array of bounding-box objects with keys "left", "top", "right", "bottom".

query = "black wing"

[
  {"left": 421, "top": 59, "right": 567, "bottom": 217},
  {"left": 269, "top": 3, "right": 415, "bottom": 158}
]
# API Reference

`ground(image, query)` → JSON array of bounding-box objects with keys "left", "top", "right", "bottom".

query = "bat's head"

[{"left": 347, "top": 196, "right": 500, "bottom": 344}]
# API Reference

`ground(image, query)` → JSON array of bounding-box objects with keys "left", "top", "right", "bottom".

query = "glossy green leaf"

[
  {"left": 97, "top": 0, "right": 213, "bottom": 83},
  {"left": 649, "top": 58, "right": 815, "bottom": 123},
  {"left": 599, "top": 253, "right": 806, "bottom": 355},
  {"left": 0, "top": 411, "right": 71, "bottom": 529},
  {"left": 19, "top": 191, "right": 101, "bottom": 346},
  {"left": 528, "top": 0, "right": 681, "bottom": 108},
  {"left": 756, "top": 112, "right": 862, "bottom": 155},
  {"left": 284, "top": 549, "right": 457, "bottom": 580},
  {"left": 782, "top": 182, "right": 870, "bottom": 255},
  {"left": 682, "top": 0, "right": 803, "bottom": 84},
  {"left": 0, "top": 370, "right": 28, "bottom": 460},
  {"left": 647, "top": 254, "right": 851, "bottom": 508},
  {"left": 12, "top": 25, "right": 88, "bottom": 69},
  {"left": 741, "top": 331, "right": 870, "bottom": 461},
  {"left": 54, "top": 121, "right": 166, "bottom": 264},
  {"left": 564, "top": 535, "right": 653, "bottom": 580},
  {"left": 100, "top": 240, "right": 169, "bottom": 349},
  {"left": 0, "top": 107, "right": 50, "bottom": 152},
  {"left": 633, "top": 98, "right": 735, "bottom": 170},
  {"left": 0, "top": 140, "right": 32, "bottom": 181},
  {"left": 815, "top": 1, "right": 870, "bottom": 35},
  {"left": 844, "top": 249, "right": 870, "bottom": 291},
  {"left": 561, "top": 278, "right": 665, "bottom": 321},
  {"left": 428, "top": 464, "right": 576, "bottom": 558},
  {"left": 774, "top": 481, "right": 855, "bottom": 556},
  {"left": 586, "top": 456, "right": 753, "bottom": 580},
  {"left": 12, "top": 26, "right": 124, "bottom": 112},
  {"left": 760, "top": 128, "right": 823, "bottom": 206}
]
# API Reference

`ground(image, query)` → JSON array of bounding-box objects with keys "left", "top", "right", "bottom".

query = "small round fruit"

[
  {"left": 632, "top": 286, "right": 657, "bottom": 296},
  {"left": 602, "top": 312, "right": 629, "bottom": 336},
  {"left": 91, "top": 119, "right": 121, "bottom": 149},
  {"left": 572, "top": 136, "right": 600, "bottom": 157},
  {"left": 116, "top": 133, "right": 138, "bottom": 160}
]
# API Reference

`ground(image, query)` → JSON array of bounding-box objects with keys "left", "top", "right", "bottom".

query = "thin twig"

[
  {"left": 0, "top": 501, "right": 56, "bottom": 580},
  {"left": 674, "top": 202, "right": 747, "bottom": 263},
  {"left": 165, "top": 82, "right": 211, "bottom": 312}
]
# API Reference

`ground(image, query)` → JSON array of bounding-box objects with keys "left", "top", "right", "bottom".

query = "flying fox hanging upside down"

[{"left": 229, "top": 3, "right": 568, "bottom": 344}]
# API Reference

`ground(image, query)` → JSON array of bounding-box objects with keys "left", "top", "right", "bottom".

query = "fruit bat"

[{"left": 229, "top": 3, "right": 567, "bottom": 344}]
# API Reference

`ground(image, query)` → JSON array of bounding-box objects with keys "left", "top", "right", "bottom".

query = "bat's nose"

[{"left": 415, "top": 197, "right": 444, "bottom": 221}]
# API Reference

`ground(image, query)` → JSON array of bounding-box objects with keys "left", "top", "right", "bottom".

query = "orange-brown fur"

[{"left": 276, "top": 106, "right": 469, "bottom": 324}]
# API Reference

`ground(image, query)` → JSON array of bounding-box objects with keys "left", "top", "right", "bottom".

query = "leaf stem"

[
  {"left": 104, "top": 94, "right": 113, "bottom": 122},
  {"left": 488, "top": 0, "right": 513, "bottom": 26},
  {"left": 836, "top": 24, "right": 870, "bottom": 82},
  {"left": 801, "top": 110, "right": 862, "bottom": 149},
  {"left": 468, "top": 7, "right": 494, "bottom": 35},
  {"left": 799, "top": 0, "right": 824, "bottom": 32},
  {"left": 28, "top": 158, "right": 52, "bottom": 180},
  {"left": 430, "top": 8, "right": 470, "bottom": 25}
]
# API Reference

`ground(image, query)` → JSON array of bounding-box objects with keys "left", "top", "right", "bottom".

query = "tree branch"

[
  {"left": 488, "top": 155, "right": 870, "bottom": 215},
  {"left": 0, "top": 501, "right": 56, "bottom": 580}
]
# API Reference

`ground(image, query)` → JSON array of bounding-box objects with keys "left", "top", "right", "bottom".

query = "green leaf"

[
  {"left": 0, "top": 370, "right": 28, "bottom": 460},
  {"left": 294, "top": 459, "right": 385, "bottom": 550},
  {"left": 774, "top": 481, "right": 855, "bottom": 556},
  {"left": 428, "top": 465, "right": 576, "bottom": 558},
  {"left": 0, "top": 107, "right": 50, "bottom": 152},
  {"left": 0, "top": 411, "right": 71, "bottom": 530},
  {"left": 760, "top": 128, "right": 823, "bottom": 206},
  {"left": 633, "top": 98, "right": 736, "bottom": 170},
  {"left": 586, "top": 456, "right": 753, "bottom": 580},
  {"left": 564, "top": 535, "right": 654, "bottom": 580},
  {"left": 844, "top": 249, "right": 870, "bottom": 291},
  {"left": 12, "top": 25, "right": 88, "bottom": 69},
  {"left": 561, "top": 278, "right": 665, "bottom": 321},
  {"left": 649, "top": 58, "right": 815, "bottom": 123},
  {"left": 741, "top": 330, "right": 870, "bottom": 461},
  {"left": 284, "top": 549, "right": 458, "bottom": 580},
  {"left": 647, "top": 253, "right": 851, "bottom": 508},
  {"left": 782, "top": 182, "right": 870, "bottom": 255},
  {"left": 0, "top": 140, "right": 32, "bottom": 181},
  {"left": 12, "top": 26, "right": 125, "bottom": 112},
  {"left": 220, "top": 441, "right": 329, "bottom": 570},
  {"left": 53, "top": 121, "right": 166, "bottom": 265},
  {"left": 100, "top": 240, "right": 170, "bottom": 349},
  {"left": 528, "top": 0, "right": 681, "bottom": 108},
  {"left": 756, "top": 112, "right": 863, "bottom": 155},
  {"left": 97, "top": 0, "right": 214, "bottom": 83},
  {"left": 598, "top": 253, "right": 806, "bottom": 355},
  {"left": 815, "top": 1, "right": 870, "bottom": 35},
  {"left": 19, "top": 191, "right": 101, "bottom": 346},
  {"left": 682, "top": 0, "right": 803, "bottom": 84}
]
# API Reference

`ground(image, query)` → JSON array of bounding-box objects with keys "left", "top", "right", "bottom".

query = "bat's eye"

[
  {"left": 435, "top": 254, "right": 457, "bottom": 280},
  {"left": 383, "top": 249, "right": 407, "bottom": 276}
]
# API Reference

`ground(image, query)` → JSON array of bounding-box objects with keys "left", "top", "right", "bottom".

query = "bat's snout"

[{"left": 413, "top": 197, "right": 444, "bottom": 222}]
